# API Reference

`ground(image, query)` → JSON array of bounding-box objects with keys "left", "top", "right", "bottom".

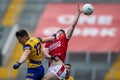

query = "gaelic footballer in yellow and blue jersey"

[
  {"left": 23, "top": 37, "right": 43, "bottom": 68},
  {"left": 24, "top": 37, "right": 44, "bottom": 79},
  {"left": 13, "top": 29, "right": 55, "bottom": 80}
]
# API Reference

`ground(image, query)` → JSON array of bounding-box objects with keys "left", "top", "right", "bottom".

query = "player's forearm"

[
  {"left": 43, "top": 48, "right": 51, "bottom": 59},
  {"left": 44, "top": 53, "right": 51, "bottom": 59},
  {"left": 66, "top": 11, "right": 81, "bottom": 39},
  {"left": 18, "top": 55, "right": 27, "bottom": 64},
  {"left": 43, "top": 36, "right": 55, "bottom": 43},
  {"left": 71, "top": 11, "right": 80, "bottom": 28},
  {"left": 18, "top": 56, "right": 27, "bottom": 64},
  {"left": 18, "top": 50, "right": 30, "bottom": 64},
  {"left": 69, "top": 5, "right": 82, "bottom": 29},
  {"left": 44, "top": 54, "right": 57, "bottom": 61}
]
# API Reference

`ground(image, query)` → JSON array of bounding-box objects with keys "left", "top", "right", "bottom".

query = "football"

[{"left": 82, "top": 4, "right": 94, "bottom": 15}]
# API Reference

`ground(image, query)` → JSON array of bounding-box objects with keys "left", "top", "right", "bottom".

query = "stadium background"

[{"left": 0, "top": 0, "right": 120, "bottom": 80}]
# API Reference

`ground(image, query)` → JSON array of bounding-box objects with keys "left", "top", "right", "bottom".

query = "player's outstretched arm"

[
  {"left": 40, "top": 36, "right": 55, "bottom": 43},
  {"left": 66, "top": 5, "right": 82, "bottom": 39},
  {"left": 13, "top": 50, "right": 30, "bottom": 69}
]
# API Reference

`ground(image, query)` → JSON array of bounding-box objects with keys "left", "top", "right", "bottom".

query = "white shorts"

[{"left": 47, "top": 65, "right": 66, "bottom": 79}]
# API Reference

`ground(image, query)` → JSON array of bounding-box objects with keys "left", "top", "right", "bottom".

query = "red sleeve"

[
  {"left": 45, "top": 43, "right": 50, "bottom": 48},
  {"left": 62, "top": 34, "right": 69, "bottom": 41}
]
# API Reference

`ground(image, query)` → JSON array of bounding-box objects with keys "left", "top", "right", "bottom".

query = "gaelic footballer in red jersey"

[
  {"left": 42, "top": 5, "right": 82, "bottom": 80},
  {"left": 45, "top": 30, "right": 68, "bottom": 63}
]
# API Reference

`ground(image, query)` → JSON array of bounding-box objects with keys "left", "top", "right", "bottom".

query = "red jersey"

[{"left": 45, "top": 34, "right": 69, "bottom": 63}]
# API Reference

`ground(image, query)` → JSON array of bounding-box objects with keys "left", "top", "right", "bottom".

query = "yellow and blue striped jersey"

[{"left": 23, "top": 37, "right": 43, "bottom": 68}]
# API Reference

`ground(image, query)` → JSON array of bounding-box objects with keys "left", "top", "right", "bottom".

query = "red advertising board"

[{"left": 34, "top": 3, "right": 120, "bottom": 52}]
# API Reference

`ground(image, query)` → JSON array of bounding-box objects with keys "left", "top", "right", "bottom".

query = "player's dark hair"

[
  {"left": 15, "top": 29, "right": 29, "bottom": 38},
  {"left": 57, "top": 29, "right": 65, "bottom": 34},
  {"left": 52, "top": 34, "right": 56, "bottom": 38},
  {"left": 65, "top": 63, "right": 71, "bottom": 68}
]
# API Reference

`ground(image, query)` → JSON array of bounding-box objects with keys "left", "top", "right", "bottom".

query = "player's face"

[
  {"left": 17, "top": 36, "right": 25, "bottom": 45},
  {"left": 65, "top": 65, "right": 71, "bottom": 73},
  {"left": 56, "top": 31, "right": 64, "bottom": 38}
]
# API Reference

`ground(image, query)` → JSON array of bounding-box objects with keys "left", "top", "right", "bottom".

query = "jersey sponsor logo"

[{"left": 49, "top": 41, "right": 61, "bottom": 51}]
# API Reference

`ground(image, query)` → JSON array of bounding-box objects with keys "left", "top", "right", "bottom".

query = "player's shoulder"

[
  {"left": 28, "top": 37, "right": 40, "bottom": 42},
  {"left": 59, "top": 34, "right": 66, "bottom": 39},
  {"left": 25, "top": 37, "right": 38, "bottom": 45},
  {"left": 60, "top": 34, "right": 69, "bottom": 41}
]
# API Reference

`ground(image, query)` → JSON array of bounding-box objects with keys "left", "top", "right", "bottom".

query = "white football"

[{"left": 82, "top": 4, "right": 94, "bottom": 15}]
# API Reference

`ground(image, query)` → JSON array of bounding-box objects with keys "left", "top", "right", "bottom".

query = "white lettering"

[
  {"left": 79, "top": 15, "right": 96, "bottom": 25},
  {"left": 98, "top": 15, "right": 113, "bottom": 25},
  {"left": 72, "top": 28, "right": 81, "bottom": 36},
  {"left": 57, "top": 15, "right": 74, "bottom": 25},
  {"left": 42, "top": 26, "right": 117, "bottom": 37},
  {"left": 82, "top": 28, "right": 99, "bottom": 37},
  {"left": 57, "top": 15, "right": 113, "bottom": 25},
  {"left": 100, "top": 28, "right": 116, "bottom": 37},
  {"left": 49, "top": 41, "right": 61, "bottom": 51},
  {"left": 43, "top": 27, "right": 60, "bottom": 36}
]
